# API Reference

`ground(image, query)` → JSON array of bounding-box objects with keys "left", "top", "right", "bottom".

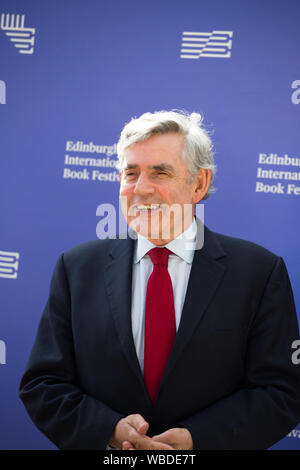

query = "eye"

[{"left": 153, "top": 170, "right": 168, "bottom": 176}]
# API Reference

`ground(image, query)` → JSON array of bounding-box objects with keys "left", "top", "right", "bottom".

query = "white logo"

[
  {"left": 63, "top": 140, "right": 119, "bottom": 183},
  {"left": 0, "top": 79, "right": 6, "bottom": 104},
  {"left": 0, "top": 250, "right": 20, "bottom": 279},
  {"left": 0, "top": 13, "right": 35, "bottom": 54},
  {"left": 255, "top": 152, "right": 300, "bottom": 196},
  {"left": 291, "top": 80, "right": 300, "bottom": 104},
  {"left": 0, "top": 340, "right": 6, "bottom": 365},
  {"left": 180, "top": 30, "right": 233, "bottom": 59}
]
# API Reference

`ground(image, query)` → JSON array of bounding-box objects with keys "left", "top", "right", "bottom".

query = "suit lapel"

[
  {"left": 104, "top": 236, "right": 148, "bottom": 396},
  {"left": 157, "top": 221, "right": 227, "bottom": 396}
]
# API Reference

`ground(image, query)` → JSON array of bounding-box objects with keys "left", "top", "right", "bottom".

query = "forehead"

[{"left": 123, "top": 133, "right": 185, "bottom": 166}]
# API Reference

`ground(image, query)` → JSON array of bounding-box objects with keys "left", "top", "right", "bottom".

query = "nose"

[{"left": 133, "top": 172, "right": 155, "bottom": 196}]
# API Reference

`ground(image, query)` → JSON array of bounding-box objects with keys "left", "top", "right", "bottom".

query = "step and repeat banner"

[{"left": 0, "top": 0, "right": 299, "bottom": 450}]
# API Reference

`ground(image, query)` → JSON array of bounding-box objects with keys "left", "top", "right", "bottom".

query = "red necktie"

[{"left": 144, "top": 247, "right": 176, "bottom": 403}]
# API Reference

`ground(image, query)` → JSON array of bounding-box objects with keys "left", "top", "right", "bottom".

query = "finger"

[
  {"left": 152, "top": 430, "right": 173, "bottom": 443},
  {"left": 112, "top": 417, "right": 142, "bottom": 448},
  {"left": 146, "top": 440, "right": 174, "bottom": 450},
  {"left": 126, "top": 426, "right": 153, "bottom": 449},
  {"left": 122, "top": 441, "right": 136, "bottom": 450},
  {"left": 152, "top": 428, "right": 193, "bottom": 450},
  {"left": 129, "top": 414, "right": 149, "bottom": 434},
  {"left": 137, "top": 421, "right": 149, "bottom": 435},
  {"left": 134, "top": 435, "right": 174, "bottom": 450}
]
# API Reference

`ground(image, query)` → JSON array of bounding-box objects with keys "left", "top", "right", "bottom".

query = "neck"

[{"left": 147, "top": 216, "right": 195, "bottom": 246}]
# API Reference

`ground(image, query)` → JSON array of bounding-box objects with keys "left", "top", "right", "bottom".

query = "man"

[{"left": 19, "top": 110, "right": 300, "bottom": 450}]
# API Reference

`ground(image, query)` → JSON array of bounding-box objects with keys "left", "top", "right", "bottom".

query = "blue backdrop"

[{"left": 0, "top": 0, "right": 299, "bottom": 450}]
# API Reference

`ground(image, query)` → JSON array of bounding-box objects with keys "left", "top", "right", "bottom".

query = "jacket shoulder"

[
  {"left": 210, "top": 229, "right": 280, "bottom": 266},
  {"left": 60, "top": 236, "right": 132, "bottom": 274},
  {"left": 64, "top": 237, "right": 116, "bottom": 259}
]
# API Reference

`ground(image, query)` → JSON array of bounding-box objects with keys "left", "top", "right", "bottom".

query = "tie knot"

[{"left": 147, "top": 247, "right": 172, "bottom": 267}]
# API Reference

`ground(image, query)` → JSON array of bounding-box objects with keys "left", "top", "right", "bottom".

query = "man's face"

[{"left": 119, "top": 133, "right": 207, "bottom": 245}]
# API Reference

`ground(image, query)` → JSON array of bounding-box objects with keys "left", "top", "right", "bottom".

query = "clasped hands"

[{"left": 109, "top": 414, "right": 193, "bottom": 450}]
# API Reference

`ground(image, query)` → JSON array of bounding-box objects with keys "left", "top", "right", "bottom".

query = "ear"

[
  {"left": 192, "top": 169, "right": 211, "bottom": 203},
  {"left": 118, "top": 171, "right": 122, "bottom": 183}
]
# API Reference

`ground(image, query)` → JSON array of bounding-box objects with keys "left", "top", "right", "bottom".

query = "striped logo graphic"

[
  {"left": 0, "top": 13, "right": 35, "bottom": 54},
  {"left": 0, "top": 250, "right": 20, "bottom": 279},
  {"left": 180, "top": 30, "right": 233, "bottom": 59}
]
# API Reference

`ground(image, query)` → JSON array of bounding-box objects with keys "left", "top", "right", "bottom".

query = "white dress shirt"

[{"left": 131, "top": 218, "right": 197, "bottom": 373}]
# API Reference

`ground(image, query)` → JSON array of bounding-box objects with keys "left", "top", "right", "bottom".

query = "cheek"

[
  {"left": 120, "top": 182, "right": 132, "bottom": 197},
  {"left": 157, "top": 185, "right": 173, "bottom": 201},
  {"left": 119, "top": 185, "right": 132, "bottom": 215},
  {"left": 162, "top": 187, "right": 184, "bottom": 204}
]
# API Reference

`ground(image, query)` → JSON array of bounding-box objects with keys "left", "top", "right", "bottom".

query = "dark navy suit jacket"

[{"left": 19, "top": 222, "right": 300, "bottom": 449}]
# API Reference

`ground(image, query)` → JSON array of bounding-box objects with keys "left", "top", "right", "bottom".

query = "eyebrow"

[{"left": 124, "top": 163, "right": 175, "bottom": 173}]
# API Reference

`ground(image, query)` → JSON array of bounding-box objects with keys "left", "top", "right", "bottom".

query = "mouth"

[{"left": 132, "top": 204, "right": 162, "bottom": 213}]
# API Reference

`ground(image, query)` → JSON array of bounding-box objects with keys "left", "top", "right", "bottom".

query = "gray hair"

[{"left": 116, "top": 110, "right": 216, "bottom": 199}]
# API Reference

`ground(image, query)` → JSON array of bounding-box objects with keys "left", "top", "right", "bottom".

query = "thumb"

[
  {"left": 130, "top": 414, "right": 149, "bottom": 435},
  {"left": 137, "top": 421, "right": 149, "bottom": 435}
]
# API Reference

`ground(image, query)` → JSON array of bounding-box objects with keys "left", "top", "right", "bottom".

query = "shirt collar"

[{"left": 134, "top": 217, "right": 197, "bottom": 264}]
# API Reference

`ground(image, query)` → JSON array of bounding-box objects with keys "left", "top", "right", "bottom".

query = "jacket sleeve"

[
  {"left": 19, "top": 254, "right": 124, "bottom": 450},
  {"left": 179, "top": 256, "right": 300, "bottom": 449}
]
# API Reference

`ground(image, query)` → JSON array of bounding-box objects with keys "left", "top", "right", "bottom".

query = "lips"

[
  {"left": 135, "top": 204, "right": 161, "bottom": 211},
  {"left": 128, "top": 203, "right": 163, "bottom": 213}
]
